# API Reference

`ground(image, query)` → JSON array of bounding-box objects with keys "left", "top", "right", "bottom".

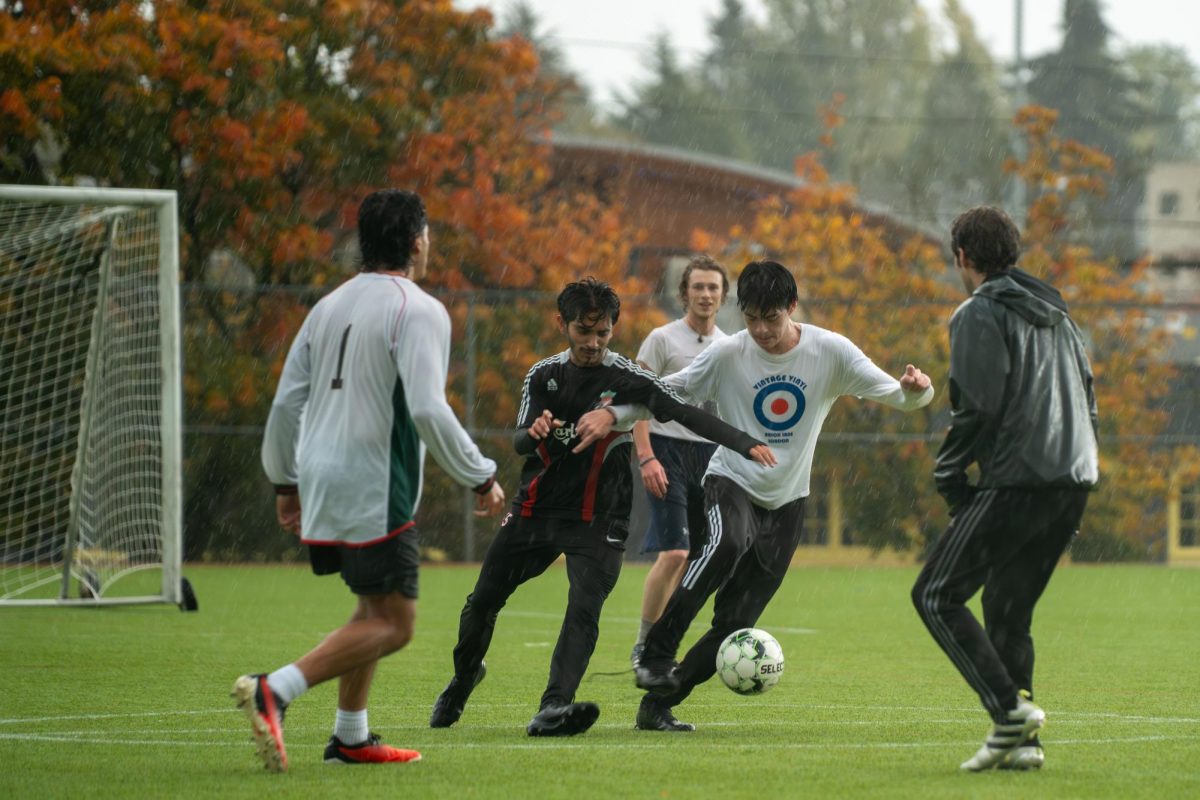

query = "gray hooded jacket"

[{"left": 934, "top": 272, "right": 1099, "bottom": 505}]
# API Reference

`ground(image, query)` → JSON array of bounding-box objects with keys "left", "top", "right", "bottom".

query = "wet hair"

[
  {"left": 357, "top": 189, "right": 427, "bottom": 272},
  {"left": 950, "top": 206, "right": 1021, "bottom": 275},
  {"left": 677, "top": 254, "right": 730, "bottom": 306},
  {"left": 557, "top": 277, "right": 621, "bottom": 325},
  {"left": 736, "top": 260, "right": 798, "bottom": 314}
]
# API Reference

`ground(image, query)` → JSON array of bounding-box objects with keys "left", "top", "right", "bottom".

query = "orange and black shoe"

[
  {"left": 231, "top": 674, "right": 288, "bottom": 772},
  {"left": 323, "top": 733, "right": 422, "bottom": 764}
]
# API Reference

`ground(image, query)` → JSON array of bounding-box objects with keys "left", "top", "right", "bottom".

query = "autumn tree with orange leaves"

[
  {"left": 696, "top": 104, "right": 1176, "bottom": 558},
  {"left": 1, "top": 1, "right": 659, "bottom": 559}
]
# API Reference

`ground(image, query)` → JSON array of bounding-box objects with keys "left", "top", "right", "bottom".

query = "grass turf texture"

[{"left": 1, "top": 563, "right": 1197, "bottom": 799}]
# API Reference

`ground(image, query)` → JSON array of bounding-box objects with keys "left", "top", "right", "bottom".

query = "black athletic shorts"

[{"left": 307, "top": 527, "right": 420, "bottom": 598}]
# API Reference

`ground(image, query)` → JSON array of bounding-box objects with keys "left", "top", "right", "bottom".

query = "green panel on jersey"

[{"left": 387, "top": 378, "right": 421, "bottom": 531}]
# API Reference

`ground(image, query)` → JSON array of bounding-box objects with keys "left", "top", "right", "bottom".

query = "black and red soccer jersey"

[{"left": 511, "top": 350, "right": 760, "bottom": 525}]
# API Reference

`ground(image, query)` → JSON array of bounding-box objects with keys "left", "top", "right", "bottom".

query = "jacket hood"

[{"left": 974, "top": 273, "right": 1065, "bottom": 327}]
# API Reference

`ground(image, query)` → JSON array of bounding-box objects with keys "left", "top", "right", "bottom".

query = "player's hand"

[
  {"left": 748, "top": 444, "right": 777, "bottom": 467},
  {"left": 527, "top": 409, "right": 563, "bottom": 441},
  {"left": 572, "top": 408, "right": 617, "bottom": 453},
  {"left": 640, "top": 456, "right": 669, "bottom": 499},
  {"left": 474, "top": 482, "right": 506, "bottom": 517},
  {"left": 900, "top": 364, "right": 931, "bottom": 393},
  {"left": 276, "top": 493, "right": 301, "bottom": 537}
]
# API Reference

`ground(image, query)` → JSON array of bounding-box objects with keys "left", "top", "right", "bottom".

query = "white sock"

[
  {"left": 266, "top": 664, "right": 308, "bottom": 706},
  {"left": 334, "top": 708, "right": 369, "bottom": 745},
  {"left": 637, "top": 619, "right": 654, "bottom": 645}
]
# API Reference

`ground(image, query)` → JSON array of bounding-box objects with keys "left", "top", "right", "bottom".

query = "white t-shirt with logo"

[
  {"left": 636, "top": 318, "right": 727, "bottom": 443},
  {"left": 615, "top": 325, "right": 933, "bottom": 510}
]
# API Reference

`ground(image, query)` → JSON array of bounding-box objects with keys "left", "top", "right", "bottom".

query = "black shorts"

[
  {"left": 307, "top": 528, "right": 420, "bottom": 598},
  {"left": 643, "top": 434, "right": 716, "bottom": 554}
]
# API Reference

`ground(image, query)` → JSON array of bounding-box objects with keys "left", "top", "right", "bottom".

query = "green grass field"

[{"left": 1, "top": 562, "right": 1197, "bottom": 799}]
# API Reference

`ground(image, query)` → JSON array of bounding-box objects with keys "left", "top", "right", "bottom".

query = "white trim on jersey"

[{"left": 516, "top": 351, "right": 568, "bottom": 426}]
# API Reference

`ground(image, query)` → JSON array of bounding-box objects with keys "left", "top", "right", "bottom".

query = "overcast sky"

[{"left": 461, "top": 1, "right": 1198, "bottom": 110}]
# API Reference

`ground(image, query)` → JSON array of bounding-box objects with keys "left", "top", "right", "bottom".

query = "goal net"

[{"left": 0, "top": 186, "right": 182, "bottom": 606}]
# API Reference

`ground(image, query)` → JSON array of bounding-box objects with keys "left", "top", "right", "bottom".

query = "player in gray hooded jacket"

[{"left": 912, "top": 206, "right": 1099, "bottom": 773}]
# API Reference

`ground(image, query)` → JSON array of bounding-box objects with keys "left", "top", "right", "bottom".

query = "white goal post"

[{"left": 0, "top": 185, "right": 183, "bottom": 606}]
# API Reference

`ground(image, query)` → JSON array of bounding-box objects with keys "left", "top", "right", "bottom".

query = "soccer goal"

[{"left": 0, "top": 185, "right": 186, "bottom": 607}]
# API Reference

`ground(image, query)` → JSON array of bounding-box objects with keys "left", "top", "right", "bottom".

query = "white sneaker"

[
  {"left": 960, "top": 695, "right": 1045, "bottom": 772},
  {"left": 999, "top": 737, "right": 1045, "bottom": 770}
]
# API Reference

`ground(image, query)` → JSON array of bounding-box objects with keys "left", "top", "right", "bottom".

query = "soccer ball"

[{"left": 715, "top": 628, "right": 784, "bottom": 695}]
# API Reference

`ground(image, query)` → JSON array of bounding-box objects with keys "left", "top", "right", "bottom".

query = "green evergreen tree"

[
  {"left": 902, "top": 0, "right": 1010, "bottom": 224},
  {"left": 494, "top": 1, "right": 604, "bottom": 135},
  {"left": 1026, "top": 0, "right": 1148, "bottom": 257},
  {"left": 1124, "top": 44, "right": 1200, "bottom": 162}
]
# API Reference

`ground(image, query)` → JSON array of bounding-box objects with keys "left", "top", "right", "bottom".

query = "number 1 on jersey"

[{"left": 331, "top": 324, "right": 352, "bottom": 389}]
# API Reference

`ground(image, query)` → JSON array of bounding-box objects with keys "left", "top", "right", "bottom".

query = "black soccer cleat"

[
  {"left": 430, "top": 661, "right": 487, "bottom": 728},
  {"left": 635, "top": 695, "right": 695, "bottom": 732},
  {"left": 526, "top": 702, "right": 601, "bottom": 737},
  {"left": 634, "top": 660, "right": 680, "bottom": 694}
]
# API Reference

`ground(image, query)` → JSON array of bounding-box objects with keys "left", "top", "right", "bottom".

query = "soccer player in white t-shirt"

[
  {"left": 232, "top": 190, "right": 506, "bottom": 771},
  {"left": 581, "top": 260, "right": 934, "bottom": 732},
  {"left": 630, "top": 256, "right": 730, "bottom": 670}
]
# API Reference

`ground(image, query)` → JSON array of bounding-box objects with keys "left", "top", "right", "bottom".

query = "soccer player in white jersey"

[
  {"left": 629, "top": 255, "right": 730, "bottom": 670},
  {"left": 232, "top": 189, "right": 506, "bottom": 771},
  {"left": 579, "top": 260, "right": 934, "bottom": 732}
]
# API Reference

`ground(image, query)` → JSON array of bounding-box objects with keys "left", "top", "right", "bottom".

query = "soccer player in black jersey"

[{"left": 430, "top": 278, "right": 775, "bottom": 736}]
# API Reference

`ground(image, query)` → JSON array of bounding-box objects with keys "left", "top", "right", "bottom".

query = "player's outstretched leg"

[
  {"left": 635, "top": 694, "right": 694, "bottom": 732},
  {"left": 961, "top": 692, "right": 1045, "bottom": 772},
  {"left": 526, "top": 701, "right": 600, "bottom": 737},
  {"left": 324, "top": 732, "right": 421, "bottom": 764},
  {"left": 430, "top": 660, "right": 487, "bottom": 728},
  {"left": 231, "top": 674, "right": 288, "bottom": 773}
]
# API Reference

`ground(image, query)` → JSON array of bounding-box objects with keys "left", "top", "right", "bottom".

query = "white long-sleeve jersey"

[
  {"left": 262, "top": 273, "right": 495, "bottom": 545},
  {"left": 613, "top": 326, "right": 934, "bottom": 510}
]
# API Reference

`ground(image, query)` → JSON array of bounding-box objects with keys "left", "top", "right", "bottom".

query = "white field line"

[
  {"left": 1, "top": 731, "right": 1196, "bottom": 751},
  {"left": 2, "top": 704, "right": 1196, "bottom": 726}
]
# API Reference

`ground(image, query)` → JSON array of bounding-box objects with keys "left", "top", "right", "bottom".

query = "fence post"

[{"left": 462, "top": 293, "right": 478, "bottom": 562}]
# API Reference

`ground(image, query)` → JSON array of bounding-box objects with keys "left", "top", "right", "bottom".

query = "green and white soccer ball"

[{"left": 715, "top": 628, "right": 784, "bottom": 695}]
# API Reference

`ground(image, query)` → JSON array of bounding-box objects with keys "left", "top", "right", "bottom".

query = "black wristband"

[
  {"left": 639, "top": 456, "right": 658, "bottom": 468},
  {"left": 274, "top": 485, "right": 298, "bottom": 496},
  {"left": 472, "top": 476, "right": 496, "bottom": 496}
]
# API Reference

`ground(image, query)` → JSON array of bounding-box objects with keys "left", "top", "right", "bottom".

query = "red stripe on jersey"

[
  {"left": 580, "top": 432, "right": 619, "bottom": 522},
  {"left": 520, "top": 474, "right": 542, "bottom": 518},
  {"left": 537, "top": 442, "right": 550, "bottom": 465}
]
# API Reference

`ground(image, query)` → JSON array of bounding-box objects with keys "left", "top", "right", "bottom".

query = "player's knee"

[
  {"left": 659, "top": 549, "right": 688, "bottom": 572},
  {"left": 910, "top": 582, "right": 933, "bottom": 617},
  {"left": 387, "top": 618, "right": 414, "bottom": 652}
]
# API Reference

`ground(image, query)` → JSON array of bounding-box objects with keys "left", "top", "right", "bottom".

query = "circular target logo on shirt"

[{"left": 753, "top": 379, "right": 806, "bottom": 431}]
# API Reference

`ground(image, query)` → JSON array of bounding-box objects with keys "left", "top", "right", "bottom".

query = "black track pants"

[
  {"left": 643, "top": 475, "right": 806, "bottom": 707},
  {"left": 449, "top": 513, "right": 625, "bottom": 710},
  {"left": 911, "top": 487, "right": 1088, "bottom": 722}
]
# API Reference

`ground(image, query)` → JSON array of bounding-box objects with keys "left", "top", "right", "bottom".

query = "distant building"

[
  {"left": 1140, "top": 162, "right": 1200, "bottom": 263},
  {"left": 546, "top": 134, "right": 939, "bottom": 335}
]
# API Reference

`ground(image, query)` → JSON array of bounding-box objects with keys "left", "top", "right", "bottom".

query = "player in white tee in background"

[
  {"left": 630, "top": 255, "right": 730, "bottom": 669},
  {"left": 232, "top": 190, "right": 505, "bottom": 771},
  {"left": 577, "top": 260, "right": 934, "bottom": 732}
]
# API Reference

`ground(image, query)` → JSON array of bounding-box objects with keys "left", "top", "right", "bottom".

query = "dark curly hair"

[
  {"left": 950, "top": 206, "right": 1021, "bottom": 275},
  {"left": 557, "top": 277, "right": 621, "bottom": 325},
  {"left": 357, "top": 189, "right": 427, "bottom": 272}
]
